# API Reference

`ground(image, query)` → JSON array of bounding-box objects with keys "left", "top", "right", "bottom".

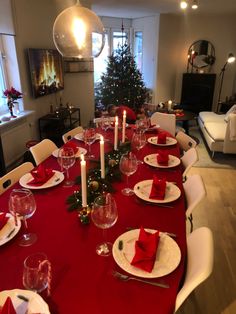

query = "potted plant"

[{"left": 3, "top": 87, "right": 22, "bottom": 117}]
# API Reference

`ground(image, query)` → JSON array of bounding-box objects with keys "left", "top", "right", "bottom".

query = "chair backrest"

[
  {"left": 62, "top": 126, "right": 83, "bottom": 143},
  {"left": 0, "top": 162, "right": 34, "bottom": 195},
  {"left": 183, "top": 174, "right": 206, "bottom": 218},
  {"left": 30, "top": 139, "right": 58, "bottom": 166},
  {"left": 181, "top": 147, "right": 198, "bottom": 179},
  {"left": 176, "top": 131, "right": 197, "bottom": 153},
  {"left": 150, "top": 112, "right": 176, "bottom": 136},
  {"left": 93, "top": 116, "right": 116, "bottom": 127},
  {"left": 175, "top": 227, "right": 214, "bottom": 312}
]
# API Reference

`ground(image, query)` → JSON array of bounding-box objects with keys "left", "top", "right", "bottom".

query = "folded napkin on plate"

[
  {"left": 0, "top": 212, "right": 9, "bottom": 231},
  {"left": 28, "top": 164, "right": 54, "bottom": 186},
  {"left": 0, "top": 297, "right": 16, "bottom": 314},
  {"left": 157, "top": 132, "right": 167, "bottom": 144},
  {"left": 131, "top": 226, "right": 160, "bottom": 273},
  {"left": 157, "top": 151, "right": 169, "bottom": 165},
  {"left": 149, "top": 175, "right": 166, "bottom": 200},
  {"left": 63, "top": 141, "right": 79, "bottom": 154}
]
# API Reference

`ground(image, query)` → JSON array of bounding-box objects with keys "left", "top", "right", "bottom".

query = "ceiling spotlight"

[
  {"left": 192, "top": 0, "right": 198, "bottom": 9},
  {"left": 180, "top": 1, "right": 188, "bottom": 9}
]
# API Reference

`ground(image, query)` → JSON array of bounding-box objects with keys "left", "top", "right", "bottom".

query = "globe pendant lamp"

[{"left": 53, "top": 0, "right": 105, "bottom": 59}]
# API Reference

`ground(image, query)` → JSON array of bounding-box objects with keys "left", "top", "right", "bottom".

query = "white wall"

[
  {"left": 158, "top": 13, "right": 236, "bottom": 111},
  {"left": 11, "top": 0, "right": 95, "bottom": 140},
  {"left": 132, "top": 15, "right": 160, "bottom": 101},
  {"left": 0, "top": 0, "right": 15, "bottom": 35}
]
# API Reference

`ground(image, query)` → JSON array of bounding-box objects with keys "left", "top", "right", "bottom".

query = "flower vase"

[{"left": 8, "top": 101, "right": 16, "bottom": 118}]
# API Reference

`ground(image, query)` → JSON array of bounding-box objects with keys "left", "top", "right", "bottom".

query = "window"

[
  {"left": 0, "top": 36, "right": 7, "bottom": 115},
  {"left": 94, "top": 28, "right": 130, "bottom": 84},
  {"left": 134, "top": 31, "right": 143, "bottom": 72}
]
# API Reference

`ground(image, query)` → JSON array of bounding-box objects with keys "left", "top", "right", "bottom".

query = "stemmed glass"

[
  {"left": 23, "top": 252, "right": 49, "bottom": 293},
  {"left": 91, "top": 193, "right": 118, "bottom": 256},
  {"left": 101, "top": 117, "right": 111, "bottom": 142},
  {"left": 136, "top": 117, "right": 150, "bottom": 133},
  {"left": 84, "top": 128, "right": 96, "bottom": 159},
  {"left": 58, "top": 147, "right": 75, "bottom": 186},
  {"left": 9, "top": 188, "right": 37, "bottom": 246},
  {"left": 131, "top": 131, "right": 146, "bottom": 164},
  {"left": 119, "top": 152, "right": 138, "bottom": 196}
]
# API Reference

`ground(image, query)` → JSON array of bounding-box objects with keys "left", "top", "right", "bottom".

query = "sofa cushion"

[
  {"left": 199, "top": 111, "right": 226, "bottom": 124},
  {"left": 224, "top": 104, "right": 236, "bottom": 122},
  {"left": 204, "top": 122, "right": 226, "bottom": 141}
]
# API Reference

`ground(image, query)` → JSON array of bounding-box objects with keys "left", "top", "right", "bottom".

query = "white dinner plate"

[
  {"left": 0, "top": 289, "right": 50, "bottom": 314},
  {"left": 0, "top": 213, "right": 21, "bottom": 246},
  {"left": 74, "top": 133, "right": 102, "bottom": 141},
  {"left": 19, "top": 170, "right": 64, "bottom": 190},
  {"left": 144, "top": 154, "right": 181, "bottom": 168},
  {"left": 52, "top": 147, "right": 87, "bottom": 158},
  {"left": 147, "top": 136, "right": 177, "bottom": 146},
  {"left": 133, "top": 180, "right": 181, "bottom": 204},
  {"left": 112, "top": 229, "right": 181, "bottom": 278}
]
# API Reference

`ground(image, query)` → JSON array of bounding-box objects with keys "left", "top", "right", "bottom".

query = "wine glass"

[
  {"left": 84, "top": 128, "right": 96, "bottom": 159},
  {"left": 58, "top": 147, "right": 75, "bottom": 186},
  {"left": 91, "top": 193, "right": 118, "bottom": 256},
  {"left": 23, "top": 252, "right": 49, "bottom": 293},
  {"left": 9, "top": 188, "right": 37, "bottom": 246},
  {"left": 136, "top": 117, "right": 150, "bottom": 133},
  {"left": 119, "top": 152, "right": 138, "bottom": 196},
  {"left": 131, "top": 131, "right": 146, "bottom": 164}
]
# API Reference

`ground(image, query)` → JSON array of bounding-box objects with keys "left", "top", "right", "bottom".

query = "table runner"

[{"left": 0, "top": 127, "right": 186, "bottom": 314}]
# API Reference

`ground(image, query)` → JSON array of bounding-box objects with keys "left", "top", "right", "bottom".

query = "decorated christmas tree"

[{"left": 95, "top": 43, "right": 148, "bottom": 111}]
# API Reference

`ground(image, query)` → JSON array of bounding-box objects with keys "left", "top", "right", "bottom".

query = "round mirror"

[{"left": 188, "top": 40, "right": 215, "bottom": 69}]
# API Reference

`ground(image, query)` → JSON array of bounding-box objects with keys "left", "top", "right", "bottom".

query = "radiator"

[{"left": 1, "top": 119, "right": 31, "bottom": 167}]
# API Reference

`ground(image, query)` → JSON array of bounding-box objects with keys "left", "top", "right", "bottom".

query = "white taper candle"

[
  {"left": 114, "top": 116, "right": 118, "bottom": 150},
  {"left": 100, "top": 135, "right": 105, "bottom": 179},
  {"left": 122, "top": 110, "right": 126, "bottom": 143},
  {"left": 80, "top": 154, "right": 87, "bottom": 207}
]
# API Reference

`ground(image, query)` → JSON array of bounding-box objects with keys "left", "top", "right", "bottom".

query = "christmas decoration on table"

[
  {"left": 3, "top": 87, "right": 22, "bottom": 117},
  {"left": 95, "top": 43, "right": 149, "bottom": 112},
  {"left": 66, "top": 147, "right": 130, "bottom": 224}
]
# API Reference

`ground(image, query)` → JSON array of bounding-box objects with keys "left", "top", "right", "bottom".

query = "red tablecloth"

[{"left": 0, "top": 127, "right": 186, "bottom": 314}]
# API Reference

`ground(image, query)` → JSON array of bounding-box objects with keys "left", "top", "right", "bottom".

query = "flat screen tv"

[{"left": 27, "top": 48, "right": 64, "bottom": 98}]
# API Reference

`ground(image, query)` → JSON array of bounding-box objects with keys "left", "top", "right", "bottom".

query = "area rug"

[{"left": 189, "top": 126, "right": 236, "bottom": 169}]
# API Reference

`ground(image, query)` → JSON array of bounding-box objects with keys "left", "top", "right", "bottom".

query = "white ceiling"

[{"left": 91, "top": 0, "right": 236, "bottom": 19}]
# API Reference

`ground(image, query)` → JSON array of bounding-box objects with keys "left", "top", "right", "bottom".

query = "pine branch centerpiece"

[{"left": 66, "top": 144, "right": 130, "bottom": 224}]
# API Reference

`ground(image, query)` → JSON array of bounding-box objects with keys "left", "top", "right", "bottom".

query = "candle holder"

[{"left": 78, "top": 206, "right": 91, "bottom": 225}]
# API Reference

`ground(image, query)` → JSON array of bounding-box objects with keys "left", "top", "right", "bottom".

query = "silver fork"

[{"left": 113, "top": 271, "right": 169, "bottom": 288}]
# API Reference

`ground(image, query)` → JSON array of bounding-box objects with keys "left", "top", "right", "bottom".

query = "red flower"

[{"left": 3, "top": 87, "right": 22, "bottom": 101}]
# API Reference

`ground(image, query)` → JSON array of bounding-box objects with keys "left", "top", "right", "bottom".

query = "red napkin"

[
  {"left": 63, "top": 141, "right": 79, "bottom": 154},
  {"left": 0, "top": 212, "right": 9, "bottom": 231},
  {"left": 131, "top": 227, "right": 160, "bottom": 273},
  {"left": 0, "top": 297, "right": 16, "bottom": 314},
  {"left": 157, "top": 132, "right": 167, "bottom": 144},
  {"left": 157, "top": 151, "right": 169, "bottom": 165},
  {"left": 149, "top": 175, "right": 166, "bottom": 200},
  {"left": 28, "top": 164, "right": 54, "bottom": 186}
]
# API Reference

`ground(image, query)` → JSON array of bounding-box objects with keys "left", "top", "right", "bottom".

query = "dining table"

[{"left": 0, "top": 125, "right": 187, "bottom": 314}]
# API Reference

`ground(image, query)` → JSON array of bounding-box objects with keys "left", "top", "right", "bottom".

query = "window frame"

[{"left": 0, "top": 35, "right": 9, "bottom": 115}]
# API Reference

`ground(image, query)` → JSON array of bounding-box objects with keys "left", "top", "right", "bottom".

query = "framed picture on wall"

[{"left": 27, "top": 48, "right": 64, "bottom": 98}]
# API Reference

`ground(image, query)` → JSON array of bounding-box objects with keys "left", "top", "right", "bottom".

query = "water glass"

[
  {"left": 58, "top": 147, "right": 75, "bottom": 186},
  {"left": 119, "top": 152, "right": 138, "bottom": 196},
  {"left": 23, "top": 253, "right": 49, "bottom": 293}
]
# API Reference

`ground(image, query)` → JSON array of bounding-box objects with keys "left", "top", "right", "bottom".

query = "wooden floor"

[{"left": 178, "top": 166, "right": 236, "bottom": 314}]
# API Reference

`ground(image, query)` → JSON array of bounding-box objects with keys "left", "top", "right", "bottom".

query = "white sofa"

[{"left": 198, "top": 107, "right": 236, "bottom": 156}]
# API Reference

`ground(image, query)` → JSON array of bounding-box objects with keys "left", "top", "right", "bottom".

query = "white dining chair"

[
  {"left": 0, "top": 162, "right": 34, "bottom": 195},
  {"left": 175, "top": 227, "right": 214, "bottom": 312},
  {"left": 183, "top": 174, "right": 206, "bottom": 232},
  {"left": 150, "top": 112, "right": 176, "bottom": 136},
  {"left": 62, "top": 126, "right": 84, "bottom": 143},
  {"left": 176, "top": 131, "right": 197, "bottom": 154},
  {"left": 181, "top": 147, "right": 198, "bottom": 181},
  {"left": 30, "top": 139, "right": 58, "bottom": 166}
]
